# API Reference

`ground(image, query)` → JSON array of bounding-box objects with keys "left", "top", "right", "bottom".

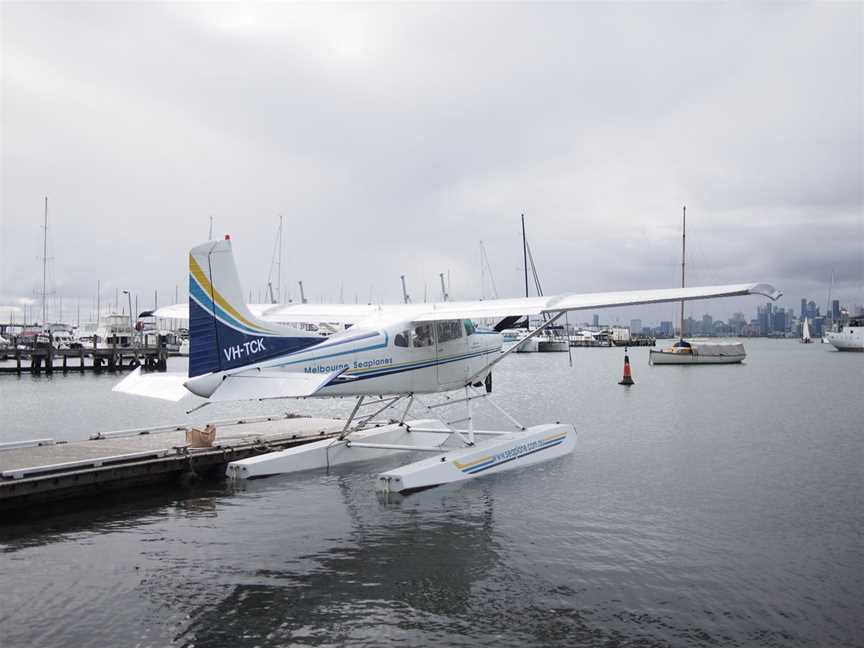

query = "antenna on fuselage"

[{"left": 400, "top": 275, "right": 411, "bottom": 304}]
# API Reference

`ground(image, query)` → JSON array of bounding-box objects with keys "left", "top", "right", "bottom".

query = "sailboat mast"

[
  {"left": 42, "top": 196, "right": 48, "bottom": 324},
  {"left": 480, "top": 241, "right": 485, "bottom": 300},
  {"left": 521, "top": 213, "right": 529, "bottom": 330},
  {"left": 680, "top": 205, "right": 686, "bottom": 339},
  {"left": 277, "top": 214, "right": 283, "bottom": 301},
  {"left": 521, "top": 214, "right": 528, "bottom": 298}
]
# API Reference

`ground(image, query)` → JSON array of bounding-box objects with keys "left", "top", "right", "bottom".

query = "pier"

[
  {"left": 0, "top": 345, "right": 169, "bottom": 375},
  {"left": 0, "top": 415, "right": 345, "bottom": 511},
  {"left": 613, "top": 336, "right": 656, "bottom": 347}
]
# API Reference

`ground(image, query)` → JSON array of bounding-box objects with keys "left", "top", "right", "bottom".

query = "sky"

[{"left": 1, "top": 2, "right": 862, "bottom": 326}]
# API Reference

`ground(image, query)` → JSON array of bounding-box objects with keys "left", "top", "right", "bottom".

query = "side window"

[
  {"left": 436, "top": 320, "right": 463, "bottom": 343},
  {"left": 411, "top": 324, "right": 434, "bottom": 348},
  {"left": 394, "top": 329, "right": 410, "bottom": 347},
  {"left": 463, "top": 320, "right": 475, "bottom": 336}
]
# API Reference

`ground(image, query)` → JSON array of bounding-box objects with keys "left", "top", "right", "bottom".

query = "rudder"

[{"left": 188, "top": 237, "right": 320, "bottom": 377}]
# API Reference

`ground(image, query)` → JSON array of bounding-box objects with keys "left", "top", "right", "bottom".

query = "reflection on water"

[
  {"left": 177, "top": 478, "right": 502, "bottom": 646},
  {"left": 1, "top": 340, "right": 863, "bottom": 647}
]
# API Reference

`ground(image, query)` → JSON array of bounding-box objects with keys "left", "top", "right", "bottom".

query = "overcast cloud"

[{"left": 1, "top": 2, "right": 861, "bottom": 324}]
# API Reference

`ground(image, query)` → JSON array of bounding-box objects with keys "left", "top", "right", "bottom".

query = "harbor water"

[{"left": 1, "top": 339, "right": 861, "bottom": 647}]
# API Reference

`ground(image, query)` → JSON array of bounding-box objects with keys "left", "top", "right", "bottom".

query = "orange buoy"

[{"left": 619, "top": 353, "right": 634, "bottom": 386}]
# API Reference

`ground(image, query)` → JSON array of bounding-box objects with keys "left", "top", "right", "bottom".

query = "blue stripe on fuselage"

[{"left": 322, "top": 348, "right": 498, "bottom": 385}]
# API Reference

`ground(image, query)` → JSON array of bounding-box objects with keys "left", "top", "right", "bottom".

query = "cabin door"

[{"left": 435, "top": 319, "right": 468, "bottom": 388}]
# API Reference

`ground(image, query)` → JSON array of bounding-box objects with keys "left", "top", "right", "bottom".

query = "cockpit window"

[
  {"left": 411, "top": 323, "right": 434, "bottom": 348},
  {"left": 436, "top": 320, "right": 463, "bottom": 343},
  {"left": 394, "top": 329, "right": 410, "bottom": 347},
  {"left": 463, "top": 320, "right": 476, "bottom": 336}
]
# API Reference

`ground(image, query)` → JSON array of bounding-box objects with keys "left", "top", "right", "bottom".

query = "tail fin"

[{"left": 188, "top": 238, "right": 320, "bottom": 377}]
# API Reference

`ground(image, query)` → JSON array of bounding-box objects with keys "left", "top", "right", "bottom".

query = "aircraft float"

[{"left": 116, "top": 236, "right": 781, "bottom": 494}]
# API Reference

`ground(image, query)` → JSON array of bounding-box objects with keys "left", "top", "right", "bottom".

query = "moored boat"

[
  {"left": 801, "top": 317, "right": 813, "bottom": 343},
  {"left": 537, "top": 337, "right": 569, "bottom": 352},
  {"left": 514, "top": 333, "right": 539, "bottom": 353},
  {"left": 650, "top": 206, "right": 748, "bottom": 366},
  {"left": 649, "top": 340, "right": 746, "bottom": 365},
  {"left": 825, "top": 318, "right": 864, "bottom": 352}
]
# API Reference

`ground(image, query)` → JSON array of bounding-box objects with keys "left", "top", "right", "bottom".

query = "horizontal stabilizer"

[
  {"left": 208, "top": 367, "right": 348, "bottom": 402},
  {"left": 112, "top": 367, "right": 189, "bottom": 402}
]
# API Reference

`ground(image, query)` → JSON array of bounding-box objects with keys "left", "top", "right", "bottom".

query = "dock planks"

[{"left": 0, "top": 416, "right": 345, "bottom": 511}]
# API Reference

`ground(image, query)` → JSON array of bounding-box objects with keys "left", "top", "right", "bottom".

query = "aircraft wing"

[
  {"left": 154, "top": 282, "right": 781, "bottom": 326},
  {"left": 206, "top": 367, "right": 348, "bottom": 402},
  {"left": 153, "top": 302, "right": 387, "bottom": 324},
  {"left": 408, "top": 283, "right": 782, "bottom": 322},
  {"left": 254, "top": 303, "right": 387, "bottom": 324}
]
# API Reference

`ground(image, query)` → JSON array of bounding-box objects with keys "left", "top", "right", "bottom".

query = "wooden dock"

[
  {"left": 0, "top": 346, "right": 168, "bottom": 375},
  {"left": 612, "top": 336, "right": 657, "bottom": 347},
  {"left": 0, "top": 415, "right": 345, "bottom": 511}
]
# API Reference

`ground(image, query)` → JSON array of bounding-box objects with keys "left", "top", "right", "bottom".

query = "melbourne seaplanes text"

[{"left": 303, "top": 357, "right": 393, "bottom": 374}]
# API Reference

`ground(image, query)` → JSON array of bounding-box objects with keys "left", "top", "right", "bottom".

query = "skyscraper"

[
  {"left": 758, "top": 303, "right": 773, "bottom": 335},
  {"left": 832, "top": 299, "right": 840, "bottom": 321},
  {"left": 801, "top": 298, "right": 807, "bottom": 321},
  {"left": 773, "top": 307, "right": 787, "bottom": 333},
  {"left": 630, "top": 319, "right": 642, "bottom": 335}
]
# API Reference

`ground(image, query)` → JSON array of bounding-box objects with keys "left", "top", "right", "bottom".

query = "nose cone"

[{"left": 184, "top": 372, "right": 223, "bottom": 398}]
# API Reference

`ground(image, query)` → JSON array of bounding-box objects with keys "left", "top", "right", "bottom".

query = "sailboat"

[
  {"left": 514, "top": 215, "right": 568, "bottom": 353},
  {"left": 649, "top": 206, "right": 747, "bottom": 365},
  {"left": 512, "top": 215, "right": 539, "bottom": 353},
  {"left": 800, "top": 317, "right": 813, "bottom": 343}
]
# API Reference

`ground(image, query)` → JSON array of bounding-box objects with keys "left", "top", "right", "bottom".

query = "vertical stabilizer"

[{"left": 188, "top": 238, "right": 320, "bottom": 377}]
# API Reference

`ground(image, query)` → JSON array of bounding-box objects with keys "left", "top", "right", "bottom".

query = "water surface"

[{"left": 1, "top": 340, "right": 862, "bottom": 647}]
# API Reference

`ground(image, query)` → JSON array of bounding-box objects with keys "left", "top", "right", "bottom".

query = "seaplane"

[{"left": 115, "top": 236, "right": 782, "bottom": 494}]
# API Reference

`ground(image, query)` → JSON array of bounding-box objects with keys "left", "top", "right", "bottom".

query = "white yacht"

[
  {"left": 500, "top": 328, "right": 538, "bottom": 352},
  {"left": 825, "top": 317, "right": 864, "bottom": 352},
  {"left": 45, "top": 323, "right": 78, "bottom": 349},
  {"left": 75, "top": 315, "right": 135, "bottom": 348},
  {"left": 537, "top": 332, "right": 569, "bottom": 352},
  {"left": 650, "top": 339, "right": 746, "bottom": 365}
]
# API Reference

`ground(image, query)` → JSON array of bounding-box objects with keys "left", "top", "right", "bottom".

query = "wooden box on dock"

[{"left": 186, "top": 424, "right": 216, "bottom": 448}]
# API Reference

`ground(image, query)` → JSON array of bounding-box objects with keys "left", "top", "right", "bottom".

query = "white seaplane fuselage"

[{"left": 183, "top": 317, "right": 502, "bottom": 400}]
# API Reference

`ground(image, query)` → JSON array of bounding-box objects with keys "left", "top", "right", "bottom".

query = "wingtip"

[{"left": 750, "top": 283, "right": 783, "bottom": 301}]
